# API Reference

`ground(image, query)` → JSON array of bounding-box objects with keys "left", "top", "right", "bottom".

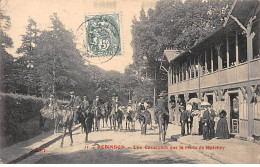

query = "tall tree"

[
  {"left": 16, "top": 18, "right": 41, "bottom": 95},
  {"left": 33, "top": 13, "right": 87, "bottom": 98},
  {"left": 0, "top": 0, "right": 14, "bottom": 92},
  {"left": 130, "top": 0, "right": 233, "bottom": 95}
]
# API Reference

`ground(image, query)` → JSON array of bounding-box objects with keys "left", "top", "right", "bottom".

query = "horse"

[
  {"left": 115, "top": 109, "right": 124, "bottom": 131},
  {"left": 157, "top": 110, "right": 169, "bottom": 143},
  {"left": 102, "top": 101, "right": 112, "bottom": 128},
  {"left": 92, "top": 107, "right": 102, "bottom": 131},
  {"left": 84, "top": 111, "right": 94, "bottom": 142},
  {"left": 135, "top": 110, "right": 151, "bottom": 135},
  {"left": 60, "top": 106, "right": 74, "bottom": 148},
  {"left": 77, "top": 109, "right": 94, "bottom": 142},
  {"left": 125, "top": 110, "right": 136, "bottom": 131},
  {"left": 39, "top": 101, "right": 62, "bottom": 133}
]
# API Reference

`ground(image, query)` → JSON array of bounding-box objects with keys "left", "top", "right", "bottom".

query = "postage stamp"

[{"left": 85, "top": 13, "right": 121, "bottom": 58}]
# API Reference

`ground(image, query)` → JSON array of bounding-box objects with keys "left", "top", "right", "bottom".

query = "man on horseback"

[
  {"left": 82, "top": 96, "right": 90, "bottom": 112},
  {"left": 154, "top": 92, "right": 169, "bottom": 124},
  {"left": 67, "top": 91, "right": 82, "bottom": 126},
  {"left": 40, "top": 94, "right": 60, "bottom": 132},
  {"left": 137, "top": 98, "right": 151, "bottom": 135},
  {"left": 155, "top": 92, "right": 169, "bottom": 142},
  {"left": 92, "top": 95, "right": 102, "bottom": 131}
]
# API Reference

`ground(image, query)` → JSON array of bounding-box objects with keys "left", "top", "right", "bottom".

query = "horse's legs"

[
  {"left": 109, "top": 117, "right": 112, "bottom": 129},
  {"left": 69, "top": 127, "right": 73, "bottom": 146},
  {"left": 97, "top": 118, "right": 99, "bottom": 131},
  {"left": 60, "top": 127, "right": 67, "bottom": 148},
  {"left": 85, "top": 129, "right": 89, "bottom": 142},
  {"left": 164, "top": 121, "right": 168, "bottom": 142},
  {"left": 93, "top": 118, "right": 95, "bottom": 132},
  {"left": 125, "top": 120, "right": 128, "bottom": 130},
  {"left": 113, "top": 117, "right": 116, "bottom": 131},
  {"left": 158, "top": 119, "right": 161, "bottom": 141},
  {"left": 102, "top": 116, "right": 105, "bottom": 128},
  {"left": 81, "top": 123, "right": 84, "bottom": 133}
]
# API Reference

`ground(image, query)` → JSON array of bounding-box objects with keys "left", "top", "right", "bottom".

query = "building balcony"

[{"left": 168, "top": 58, "right": 260, "bottom": 94}]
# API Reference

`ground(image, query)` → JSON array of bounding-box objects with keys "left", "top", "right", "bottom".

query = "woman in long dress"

[
  {"left": 191, "top": 110, "right": 200, "bottom": 135},
  {"left": 216, "top": 110, "right": 230, "bottom": 139}
]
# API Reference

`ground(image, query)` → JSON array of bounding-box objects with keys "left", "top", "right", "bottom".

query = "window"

[
  {"left": 194, "top": 56, "right": 198, "bottom": 77},
  {"left": 190, "top": 57, "right": 195, "bottom": 79},
  {"left": 254, "top": 87, "right": 260, "bottom": 119},
  {"left": 183, "top": 62, "right": 187, "bottom": 81},
  {"left": 201, "top": 53, "right": 205, "bottom": 74},
  {"left": 172, "top": 66, "right": 175, "bottom": 84},
  {"left": 220, "top": 37, "right": 227, "bottom": 68},
  {"left": 229, "top": 32, "right": 236, "bottom": 66},
  {"left": 253, "top": 12, "right": 260, "bottom": 59},
  {"left": 238, "top": 31, "right": 247, "bottom": 63},
  {"left": 206, "top": 49, "right": 211, "bottom": 73},
  {"left": 213, "top": 46, "right": 218, "bottom": 71},
  {"left": 180, "top": 64, "right": 183, "bottom": 82}
]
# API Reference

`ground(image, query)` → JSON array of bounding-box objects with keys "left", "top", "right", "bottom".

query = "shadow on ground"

[{"left": 34, "top": 146, "right": 198, "bottom": 164}]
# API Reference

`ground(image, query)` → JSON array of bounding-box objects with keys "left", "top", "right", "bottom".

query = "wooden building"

[{"left": 164, "top": 0, "right": 260, "bottom": 139}]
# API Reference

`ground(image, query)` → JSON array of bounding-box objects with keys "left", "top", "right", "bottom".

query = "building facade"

[{"left": 165, "top": 0, "right": 260, "bottom": 139}]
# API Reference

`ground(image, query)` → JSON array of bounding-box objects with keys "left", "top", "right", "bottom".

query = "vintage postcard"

[{"left": 0, "top": 0, "right": 260, "bottom": 164}]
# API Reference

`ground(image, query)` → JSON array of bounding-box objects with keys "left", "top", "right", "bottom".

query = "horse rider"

[
  {"left": 154, "top": 92, "right": 168, "bottom": 124},
  {"left": 82, "top": 96, "right": 90, "bottom": 112},
  {"left": 42, "top": 94, "right": 60, "bottom": 119},
  {"left": 92, "top": 95, "right": 102, "bottom": 130},
  {"left": 127, "top": 100, "right": 133, "bottom": 113},
  {"left": 67, "top": 91, "right": 83, "bottom": 125},
  {"left": 44, "top": 94, "right": 55, "bottom": 109}
]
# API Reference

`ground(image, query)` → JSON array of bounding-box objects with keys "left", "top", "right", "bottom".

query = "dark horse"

[
  {"left": 115, "top": 109, "right": 124, "bottom": 130},
  {"left": 136, "top": 110, "right": 152, "bottom": 135},
  {"left": 100, "top": 102, "right": 112, "bottom": 128},
  {"left": 78, "top": 109, "right": 94, "bottom": 142},
  {"left": 92, "top": 107, "right": 102, "bottom": 131},
  {"left": 125, "top": 110, "right": 136, "bottom": 131},
  {"left": 110, "top": 106, "right": 124, "bottom": 131},
  {"left": 157, "top": 111, "right": 169, "bottom": 143}
]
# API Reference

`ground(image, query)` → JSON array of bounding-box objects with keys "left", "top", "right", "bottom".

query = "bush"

[{"left": 0, "top": 93, "right": 48, "bottom": 147}]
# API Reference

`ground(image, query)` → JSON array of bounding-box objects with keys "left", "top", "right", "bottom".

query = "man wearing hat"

[
  {"left": 67, "top": 91, "right": 83, "bottom": 125},
  {"left": 92, "top": 95, "right": 102, "bottom": 130},
  {"left": 201, "top": 102, "right": 211, "bottom": 140},
  {"left": 127, "top": 100, "right": 133, "bottom": 113},
  {"left": 92, "top": 95, "right": 101, "bottom": 112},
  {"left": 154, "top": 92, "right": 168, "bottom": 124},
  {"left": 180, "top": 105, "right": 188, "bottom": 136},
  {"left": 82, "top": 96, "right": 90, "bottom": 112},
  {"left": 44, "top": 94, "right": 55, "bottom": 108}
]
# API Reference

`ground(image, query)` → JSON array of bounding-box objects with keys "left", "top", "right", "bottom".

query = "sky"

[{"left": 4, "top": 0, "right": 159, "bottom": 73}]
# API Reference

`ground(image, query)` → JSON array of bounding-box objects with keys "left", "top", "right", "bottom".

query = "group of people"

[
  {"left": 178, "top": 101, "right": 230, "bottom": 140},
  {"left": 43, "top": 90, "right": 229, "bottom": 140}
]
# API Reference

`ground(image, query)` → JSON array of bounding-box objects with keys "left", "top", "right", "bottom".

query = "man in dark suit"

[
  {"left": 154, "top": 93, "right": 168, "bottom": 124},
  {"left": 67, "top": 91, "right": 82, "bottom": 125},
  {"left": 209, "top": 107, "right": 216, "bottom": 139},
  {"left": 180, "top": 106, "right": 187, "bottom": 136},
  {"left": 202, "top": 102, "right": 211, "bottom": 140},
  {"left": 82, "top": 96, "right": 90, "bottom": 112},
  {"left": 92, "top": 95, "right": 102, "bottom": 116}
]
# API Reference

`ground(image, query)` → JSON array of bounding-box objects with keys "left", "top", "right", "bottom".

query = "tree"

[
  {"left": 129, "top": 0, "right": 233, "bottom": 95},
  {"left": 0, "top": 0, "right": 14, "bottom": 93},
  {"left": 33, "top": 13, "right": 88, "bottom": 98},
  {"left": 16, "top": 18, "right": 41, "bottom": 95}
]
